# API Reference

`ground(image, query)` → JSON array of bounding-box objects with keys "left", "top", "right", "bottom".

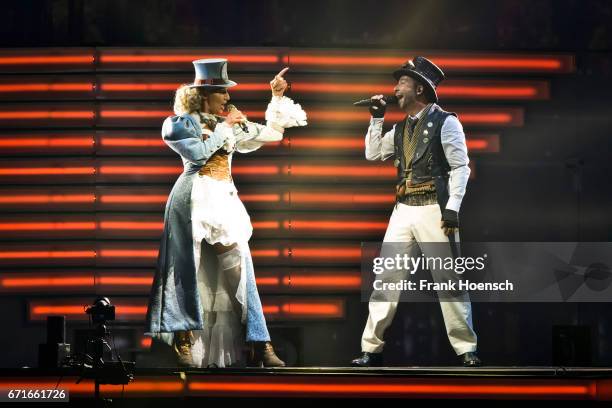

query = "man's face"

[
  {"left": 202, "top": 88, "right": 230, "bottom": 115},
  {"left": 394, "top": 75, "right": 420, "bottom": 110}
]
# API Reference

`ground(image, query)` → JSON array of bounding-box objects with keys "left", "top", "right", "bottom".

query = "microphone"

[
  {"left": 226, "top": 104, "right": 249, "bottom": 133},
  {"left": 353, "top": 95, "right": 398, "bottom": 107}
]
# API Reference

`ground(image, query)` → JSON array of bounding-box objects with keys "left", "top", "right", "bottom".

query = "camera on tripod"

[{"left": 85, "top": 297, "right": 116, "bottom": 325}]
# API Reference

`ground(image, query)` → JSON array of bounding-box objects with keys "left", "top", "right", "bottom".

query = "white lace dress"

[{"left": 189, "top": 96, "right": 307, "bottom": 367}]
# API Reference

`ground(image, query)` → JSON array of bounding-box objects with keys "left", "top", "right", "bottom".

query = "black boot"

[
  {"left": 460, "top": 351, "right": 482, "bottom": 367},
  {"left": 351, "top": 352, "right": 383, "bottom": 367}
]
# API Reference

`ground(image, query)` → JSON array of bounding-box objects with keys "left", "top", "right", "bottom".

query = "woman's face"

[{"left": 202, "top": 88, "right": 230, "bottom": 115}]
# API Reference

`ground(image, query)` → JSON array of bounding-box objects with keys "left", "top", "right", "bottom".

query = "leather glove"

[
  {"left": 369, "top": 98, "right": 387, "bottom": 118},
  {"left": 441, "top": 209, "right": 459, "bottom": 236}
]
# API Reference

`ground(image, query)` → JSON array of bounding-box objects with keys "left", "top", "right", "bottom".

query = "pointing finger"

[{"left": 276, "top": 67, "right": 290, "bottom": 79}]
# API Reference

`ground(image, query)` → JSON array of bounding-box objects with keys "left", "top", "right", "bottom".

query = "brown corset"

[{"left": 198, "top": 150, "right": 231, "bottom": 181}]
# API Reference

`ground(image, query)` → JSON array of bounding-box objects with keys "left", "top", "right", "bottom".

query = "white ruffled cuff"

[{"left": 265, "top": 95, "right": 308, "bottom": 128}]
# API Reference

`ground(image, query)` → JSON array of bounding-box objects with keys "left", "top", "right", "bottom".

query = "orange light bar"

[
  {"left": 100, "top": 82, "right": 272, "bottom": 92},
  {"left": 440, "top": 86, "right": 537, "bottom": 98},
  {"left": 282, "top": 275, "right": 361, "bottom": 288},
  {"left": 99, "top": 194, "right": 167, "bottom": 204},
  {"left": 251, "top": 249, "right": 281, "bottom": 258},
  {"left": 99, "top": 110, "right": 171, "bottom": 118},
  {"left": 262, "top": 305, "right": 280, "bottom": 314},
  {"left": 0, "top": 167, "right": 94, "bottom": 176},
  {"left": 0, "top": 194, "right": 95, "bottom": 204},
  {"left": 98, "top": 276, "right": 153, "bottom": 286},
  {"left": 0, "top": 276, "right": 94, "bottom": 288},
  {"left": 0, "top": 137, "right": 93, "bottom": 148},
  {"left": 285, "top": 220, "right": 386, "bottom": 231},
  {"left": 305, "top": 109, "right": 517, "bottom": 125},
  {"left": 0, "top": 222, "right": 96, "bottom": 231},
  {"left": 100, "top": 54, "right": 279, "bottom": 64},
  {"left": 288, "top": 54, "right": 569, "bottom": 72},
  {"left": 99, "top": 250, "right": 158, "bottom": 258},
  {"left": 100, "top": 83, "right": 179, "bottom": 92},
  {"left": 141, "top": 337, "right": 152, "bottom": 348},
  {"left": 251, "top": 221, "right": 280, "bottom": 230},
  {"left": 0, "top": 56, "right": 94, "bottom": 65},
  {"left": 187, "top": 381, "right": 592, "bottom": 397},
  {"left": 287, "top": 192, "right": 394, "bottom": 204},
  {"left": 99, "top": 137, "right": 164, "bottom": 147},
  {"left": 0, "top": 251, "right": 95, "bottom": 259},
  {"left": 255, "top": 277, "right": 281, "bottom": 286},
  {"left": 239, "top": 194, "right": 281, "bottom": 203},
  {"left": 287, "top": 247, "right": 361, "bottom": 259},
  {"left": 99, "top": 221, "right": 163, "bottom": 230},
  {"left": 290, "top": 83, "right": 543, "bottom": 99},
  {"left": 31, "top": 305, "right": 147, "bottom": 317},
  {"left": 285, "top": 137, "right": 363, "bottom": 149},
  {"left": 0, "top": 83, "right": 92, "bottom": 92},
  {"left": 0, "top": 111, "right": 94, "bottom": 119},
  {"left": 99, "top": 166, "right": 178, "bottom": 175},
  {"left": 233, "top": 166, "right": 280, "bottom": 175},
  {"left": 281, "top": 302, "right": 343, "bottom": 317},
  {"left": 287, "top": 165, "right": 395, "bottom": 178}
]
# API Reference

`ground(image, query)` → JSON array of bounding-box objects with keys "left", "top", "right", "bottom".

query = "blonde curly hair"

[{"left": 173, "top": 85, "right": 204, "bottom": 115}]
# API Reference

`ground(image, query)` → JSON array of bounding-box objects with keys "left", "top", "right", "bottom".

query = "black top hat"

[
  {"left": 393, "top": 56, "right": 445, "bottom": 103},
  {"left": 187, "top": 58, "right": 237, "bottom": 88}
]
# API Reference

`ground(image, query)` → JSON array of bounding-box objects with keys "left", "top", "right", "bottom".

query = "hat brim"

[
  {"left": 392, "top": 69, "right": 438, "bottom": 103},
  {"left": 187, "top": 80, "right": 238, "bottom": 89}
]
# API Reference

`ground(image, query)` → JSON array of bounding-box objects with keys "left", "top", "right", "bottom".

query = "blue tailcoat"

[{"left": 145, "top": 114, "right": 270, "bottom": 344}]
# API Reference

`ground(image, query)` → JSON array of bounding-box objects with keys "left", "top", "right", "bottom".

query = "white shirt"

[{"left": 364, "top": 104, "right": 470, "bottom": 212}]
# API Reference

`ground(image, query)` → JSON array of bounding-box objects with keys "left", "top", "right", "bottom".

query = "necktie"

[{"left": 402, "top": 115, "right": 419, "bottom": 178}]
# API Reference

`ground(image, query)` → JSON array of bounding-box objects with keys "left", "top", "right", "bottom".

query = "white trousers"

[{"left": 361, "top": 203, "right": 478, "bottom": 355}]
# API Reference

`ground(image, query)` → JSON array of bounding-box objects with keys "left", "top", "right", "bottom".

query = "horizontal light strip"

[
  {"left": 0, "top": 272, "right": 361, "bottom": 291},
  {"left": 0, "top": 219, "right": 383, "bottom": 233},
  {"left": 0, "top": 378, "right": 599, "bottom": 399},
  {"left": 0, "top": 167, "right": 94, "bottom": 175},
  {"left": 280, "top": 302, "right": 343, "bottom": 317},
  {"left": 287, "top": 165, "right": 395, "bottom": 177},
  {"left": 284, "top": 220, "right": 386, "bottom": 231},
  {"left": 0, "top": 83, "right": 92, "bottom": 92},
  {"left": 0, "top": 194, "right": 95, "bottom": 204},
  {"left": 290, "top": 82, "right": 545, "bottom": 99},
  {"left": 28, "top": 299, "right": 343, "bottom": 320},
  {"left": 100, "top": 54, "right": 279, "bottom": 63},
  {"left": 187, "top": 380, "right": 592, "bottom": 397},
  {"left": 287, "top": 192, "right": 394, "bottom": 204},
  {"left": 100, "top": 82, "right": 271, "bottom": 92},
  {"left": 287, "top": 247, "right": 361, "bottom": 259},
  {"left": 0, "top": 251, "right": 96, "bottom": 259},
  {"left": 99, "top": 194, "right": 167, "bottom": 204},
  {"left": 282, "top": 275, "right": 361, "bottom": 288},
  {"left": 0, "top": 56, "right": 94, "bottom": 65},
  {"left": 99, "top": 137, "right": 164, "bottom": 147},
  {"left": 288, "top": 54, "right": 570, "bottom": 72},
  {"left": 1, "top": 277, "right": 94, "bottom": 287},
  {"left": 0, "top": 248, "right": 281, "bottom": 260},
  {"left": 0, "top": 111, "right": 94, "bottom": 119},
  {"left": 0, "top": 137, "right": 93, "bottom": 147}
]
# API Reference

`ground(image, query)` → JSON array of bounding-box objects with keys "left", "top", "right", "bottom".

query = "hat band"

[{"left": 194, "top": 78, "right": 227, "bottom": 86}]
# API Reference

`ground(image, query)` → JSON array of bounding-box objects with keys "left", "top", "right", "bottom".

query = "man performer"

[{"left": 351, "top": 56, "right": 481, "bottom": 367}]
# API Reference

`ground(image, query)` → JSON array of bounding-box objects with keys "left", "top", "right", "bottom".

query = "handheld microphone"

[
  {"left": 226, "top": 104, "right": 249, "bottom": 133},
  {"left": 353, "top": 95, "right": 398, "bottom": 107}
]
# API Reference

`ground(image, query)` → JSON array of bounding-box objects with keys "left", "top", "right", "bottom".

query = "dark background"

[{"left": 1, "top": 0, "right": 611, "bottom": 368}]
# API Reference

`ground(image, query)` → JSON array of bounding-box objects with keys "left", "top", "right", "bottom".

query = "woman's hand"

[
  {"left": 224, "top": 107, "right": 247, "bottom": 127},
  {"left": 270, "top": 67, "right": 289, "bottom": 97}
]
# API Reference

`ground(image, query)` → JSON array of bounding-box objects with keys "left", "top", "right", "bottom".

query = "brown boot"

[
  {"left": 248, "top": 341, "right": 286, "bottom": 368},
  {"left": 174, "top": 330, "right": 195, "bottom": 367}
]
